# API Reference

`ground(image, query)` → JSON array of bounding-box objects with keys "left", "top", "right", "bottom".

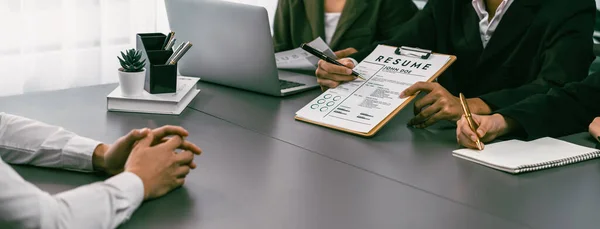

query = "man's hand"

[
  {"left": 93, "top": 125, "right": 201, "bottom": 175},
  {"left": 125, "top": 133, "right": 200, "bottom": 200},
  {"left": 315, "top": 59, "right": 357, "bottom": 89},
  {"left": 334, "top": 47, "right": 358, "bottom": 59},
  {"left": 456, "top": 114, "right": 512, "bottom": 149},
  {"left": 401, "top": 82, "right": 463, "bottom": 128},
  {"left": 588, "top": 117, "right": 600, "bottom": 142},
  {"left": 92, "top": 129, "right": 149, "bottom": 175}
]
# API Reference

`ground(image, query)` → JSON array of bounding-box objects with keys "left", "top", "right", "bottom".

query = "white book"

[
  {"left": 452, "top": 137, "right": 600, "bottom": 174},
  {"left": 107, "top": 76, "right": 200, "bottom": 115}
]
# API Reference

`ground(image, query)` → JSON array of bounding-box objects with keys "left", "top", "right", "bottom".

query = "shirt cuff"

[
  {"left": 62, "top": 135, "right": 102, "bottom": 172},
  {"left": 105, "top": 172, "right": 145, "bottom": 216},
  {"left": 344, "top": 57, "right": 359, "bottom": 67}
]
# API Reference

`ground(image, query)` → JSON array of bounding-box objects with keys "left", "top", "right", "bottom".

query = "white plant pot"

[{"left": 118, "top": 68, "right": 146, "bottom": 96}]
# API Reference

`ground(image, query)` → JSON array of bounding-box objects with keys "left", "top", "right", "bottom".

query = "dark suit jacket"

[
  {"left": 497, "top": 71, "right": 600, "bottom": 139},
  {"left": 272, "top": 0, "right": 418, "bottom": 53},
  {"left": 352, "top": 0, "right": 596, "bottom": 111}
]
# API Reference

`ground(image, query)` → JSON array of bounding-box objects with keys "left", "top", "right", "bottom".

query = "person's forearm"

[
  {"left": 467, "top": 98, "right": 492, "bottom": 115},
  {"left": 45, "top": 172, "right": 144, "bottom": 229},
  {"left": 0, "top": 157, "right": 144, "bottom": 229},
  {"left": 0, "top": 113, "right": 101, "bottom": 171}
]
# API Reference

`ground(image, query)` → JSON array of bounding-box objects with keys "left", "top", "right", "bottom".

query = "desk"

[
  {"left": 0, "top": 84, "right": 526, "bottom": 229},
  {"left": 188, "top": 82, "right": 600, "bottom": 229}
]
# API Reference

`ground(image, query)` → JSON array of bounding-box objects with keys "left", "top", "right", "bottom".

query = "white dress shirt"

[
  {"left": 344, "top": 0, "right": 515, "bottom": 66},
  {"left": 324, "top": 12, "right": 342, "bottom": 44},
  {"left": 472, "top": 0, "right": 515, "bottom": 47},
  {"left": 0, "top": 113, "right": 144, "bottom": 229}
]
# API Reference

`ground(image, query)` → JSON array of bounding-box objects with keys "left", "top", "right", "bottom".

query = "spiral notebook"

[{"left": 452, "top": 137, "right": 600, "bottom": 174}]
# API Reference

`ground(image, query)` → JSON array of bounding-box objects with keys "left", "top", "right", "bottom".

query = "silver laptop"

[{"left": 165, "top": 0, "right": 320, "bottom": 96}]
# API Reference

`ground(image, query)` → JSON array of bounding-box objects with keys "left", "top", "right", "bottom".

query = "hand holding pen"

[
  {"left": 315, "top": 58, "right": 358, "bottom": 91},
  {"left": 301, "top": 43, "right": 365, "bottom": 80},
  {"left": 459, "top": 93, "right": 484, "bottom": 150},
  {"left": 313, "top": 46, "right": 368, "bottom": 91}
]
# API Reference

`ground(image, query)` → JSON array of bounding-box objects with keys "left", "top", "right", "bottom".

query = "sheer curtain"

[
  {"left": 0, "top": 0, "right": 276, "bottom": 97},
  {"left": 0, "top": 0, "right": 164, "bottom": 97}
]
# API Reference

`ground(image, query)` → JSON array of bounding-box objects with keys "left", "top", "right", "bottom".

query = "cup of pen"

[{"left": 136, "top": 32, "right": 193, "bottom": 94}]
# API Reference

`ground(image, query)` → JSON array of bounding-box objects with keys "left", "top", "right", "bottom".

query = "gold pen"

[{"left": 459, "top": 93, "right": 484, "bottom": 150}]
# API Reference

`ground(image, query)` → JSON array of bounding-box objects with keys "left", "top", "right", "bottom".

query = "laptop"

[{"left": 165, "top": 0, "right": 320, "bottom": 96}]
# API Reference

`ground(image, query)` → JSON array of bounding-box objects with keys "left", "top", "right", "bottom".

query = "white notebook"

[
  {"left": 452, "top": 137, "right": 600, "bottom": 174},
  {"left": 107, "top": 76, "right": 200, "bottom": 115}
]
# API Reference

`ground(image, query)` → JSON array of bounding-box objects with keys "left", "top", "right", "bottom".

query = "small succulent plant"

[{"left": 118, "top": 49, "right": 146, "bottom": 72}]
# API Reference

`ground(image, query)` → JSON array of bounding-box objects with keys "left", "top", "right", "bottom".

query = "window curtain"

[{"left": 0, "top": 0, "right": 170, "bottom": 96}]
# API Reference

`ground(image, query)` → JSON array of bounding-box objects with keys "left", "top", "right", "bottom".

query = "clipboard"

[{"left": 294, "top": 46, "right": 457, "bottom": 137}]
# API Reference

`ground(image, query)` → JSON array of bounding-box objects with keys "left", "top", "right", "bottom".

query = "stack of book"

[{"left": 107, "top": 76, "right": 200, "bottom": 115}]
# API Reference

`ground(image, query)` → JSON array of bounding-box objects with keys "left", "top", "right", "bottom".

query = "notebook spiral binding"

[{"left": 515, "top": 150, "right": 600, "bottom": 173}]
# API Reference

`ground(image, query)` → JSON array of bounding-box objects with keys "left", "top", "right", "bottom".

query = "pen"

[
  {"left": 165, "top": 38, "right": 177, "bottom": 50},
  {"left": 171, "top": 42, "right": 192, "bottom": 64},
  {"left": 459, "top": 93, "right": 484, "bottom": 151},
  {"left": 300, "top": 43, "right": 365, "bottom": 80},
  {"left": 162, "top": 31, "right": 175, "bottom": 50},
  {"left": 166, "top": 42, "right": 186, "bottom": 64},
  {"left": 167, "top": 41, "right": 193, "bottom": 65}
]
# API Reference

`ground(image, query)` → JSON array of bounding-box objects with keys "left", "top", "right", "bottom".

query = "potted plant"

[{"left": 117, "top": 49, "right": 146, "bottom": 96}]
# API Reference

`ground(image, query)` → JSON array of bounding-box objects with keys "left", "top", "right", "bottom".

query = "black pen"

[
  {"left": 300, "top": 43, "right": 365, "bottom": 80},
  {"left": 162, "top": 31, "right": 174, "bottom": 50}
]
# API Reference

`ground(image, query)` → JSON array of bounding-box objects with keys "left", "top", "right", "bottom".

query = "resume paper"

[{"left": 296, "top": 45, "right": 451, "bottom": 133}]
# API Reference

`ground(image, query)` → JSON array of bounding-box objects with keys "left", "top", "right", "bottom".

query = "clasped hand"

[{"left": 93, "top": 125, "right": 202, "bottom": 200}]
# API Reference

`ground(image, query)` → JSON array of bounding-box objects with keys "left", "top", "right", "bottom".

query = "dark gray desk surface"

[
  {"left": 0, "top": 85, "right": 527, "bottom": 229},
  {"left": 188, "top": 82, "right": 600, "bottom": 229}
]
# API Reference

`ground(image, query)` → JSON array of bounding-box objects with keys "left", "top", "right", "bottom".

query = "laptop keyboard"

[{"left": 279, "top": 80, "right": 305, "bottom": 90}]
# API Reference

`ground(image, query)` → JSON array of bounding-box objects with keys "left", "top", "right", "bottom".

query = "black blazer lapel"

[
  {"left": 329, "top": 0, "right": 368, "bottom": 49},
  {"left": 304, "top": 0, "right": 325, "bottom": 40},
  {"left": 461, "top": 2, "right": 484, "bottom": 56},
  {"left": 478, "top": 0, "right": 540, "bottom": 64}
]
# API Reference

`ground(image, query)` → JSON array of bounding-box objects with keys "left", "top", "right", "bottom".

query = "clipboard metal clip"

[{"left": 395, "top": 46, "right": 432, "bottom": 59}]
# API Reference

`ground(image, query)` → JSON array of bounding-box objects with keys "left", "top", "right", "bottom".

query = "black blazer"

[
  {"left": 351, "top": 0, "right": 596, "bottom": 111},
  {"left": 273, "top": 0, "right": 418, "bottom": 52},
  {"left": 497, "top": 71, "right": 600, "bottom": 139}
]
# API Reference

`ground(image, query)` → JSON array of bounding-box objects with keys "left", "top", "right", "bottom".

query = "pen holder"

[{"left": 136, "top": 33, "right": 177, "bottom": 94}]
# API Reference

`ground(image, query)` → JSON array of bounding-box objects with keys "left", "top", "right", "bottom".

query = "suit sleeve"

[
  {"left": 479, "top": 5, "right": 595, "bottom": 110},
  {"left": 272, "top": 0, "right": 293, "bottom": 53},
  {"left": 375, "top": 0, "right": 419, "bottom": 42},
  {"left": 496, "top": 73, "right": 600, "bottom": 139},
  {"left": 350, "top": 0, "right": 439, "bottom": 61}
]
